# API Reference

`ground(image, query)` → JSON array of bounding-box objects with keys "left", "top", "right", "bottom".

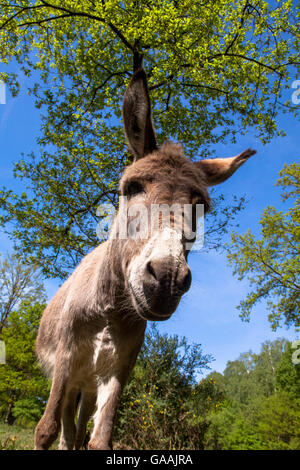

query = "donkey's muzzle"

[{"left": 143, "top": 257, "right": 191, "bottom": 318}]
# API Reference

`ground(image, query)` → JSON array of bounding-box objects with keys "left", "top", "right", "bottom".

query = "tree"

[
  {"left": 0, "top": 301, "right": 49, "bottom": 425},
  {"left": 221, "top": 339, "right": 287, "bottom": 404},
  {"left": 222, "top": 354, "right": 257, "bottom": 405},
  {"left": 0, "top": 1, "right": 299, "bottom": 278},
  {"left": 114, "top": 324, "right": 213, "bottom": 449},
  {"left": 275, "top": 341, "right": 300, "bottom": 398},
  {"left": 257, "top": 390, "right": 300, "bottom": 449},
  {"left": 0, "top": 252, "right": 46, "bottom": 333},
  {"left": 204, "top": 402, "right": 266, "bottom": 450},
  {"left": 250, "top": 338, "right": 288, "bottom": 397},
  {"left": 227, "top": 162, "right": 300, "bottom": 330},
  {"left": 204, "top": 338, "right": 298, "bottom": 450}
]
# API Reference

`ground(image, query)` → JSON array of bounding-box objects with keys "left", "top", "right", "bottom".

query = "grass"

[
  {"left": 0, "top": 422, "right": 35, "bottom": 450},
  {"left": 0, "top": 422, "right": 64, "bottom": 450}
]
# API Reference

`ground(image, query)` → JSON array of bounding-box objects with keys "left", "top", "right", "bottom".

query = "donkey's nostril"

[
  {"left": 145, "top": 259, "right": 191, "bottom": 293},
  {"left": 146, "top": 261, "right": 157, "bottom": 281},
  {"left": 176, "top": 266, "right": 192, "bottom": 293}
]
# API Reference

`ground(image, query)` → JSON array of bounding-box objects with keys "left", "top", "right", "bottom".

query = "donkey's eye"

[
  {"left": 124, "top": 181, "right": 145, "bottom": 198},
  {"left": 191, "top": 193, "right": 203, "bottom": 205},
  {"left": 191, "top": 193, "right": 210, "bottom": 213}
]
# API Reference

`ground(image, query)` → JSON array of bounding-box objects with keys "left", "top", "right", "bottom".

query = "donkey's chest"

[{"left": 91, "top": 327, "right": 120, "bottom": 376}]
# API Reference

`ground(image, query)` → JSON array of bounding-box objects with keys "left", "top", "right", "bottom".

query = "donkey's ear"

[
  {"left": 122, "top": 68, "right": 157, "bottom": 161},
  {"left": 195, "top": 148, "right": 256, "bottom": 186}
]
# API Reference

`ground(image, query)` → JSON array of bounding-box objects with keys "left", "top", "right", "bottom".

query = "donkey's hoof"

[
  {"left": 88, "top": 439, "right": 112, "bottom": 450},
  {"left": 34, "top": 418, "right": 60, "bottom": 450}
]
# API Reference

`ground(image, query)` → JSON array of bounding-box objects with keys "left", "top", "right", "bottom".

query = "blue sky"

[{"left": 0, "top": 67, "right": 299, "bottom": 378}]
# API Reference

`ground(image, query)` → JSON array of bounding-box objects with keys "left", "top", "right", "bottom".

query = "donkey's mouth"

[
  {"left": 140, "top": 311, "right": 172, "bottom": 322},
  {"left": 129, "top": 283, "right": 178, "bottom": 322}
]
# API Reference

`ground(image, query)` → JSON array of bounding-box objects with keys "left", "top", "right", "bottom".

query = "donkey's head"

[{"left": 115, "top": 68, "right": 256, "bottom": 322}]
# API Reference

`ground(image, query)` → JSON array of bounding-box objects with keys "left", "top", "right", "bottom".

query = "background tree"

[
  {"left": 204, "top": 338, "right": 293, "bottom": 450},
  {"left": 114, "top": 324, "right": 214, "bottom": 449},
  {"left": 257, "top": 390, "right": 300, "bottom": 449},
  {"left": 0, "top": 1, "right": 299, "bottom": 278},
  {"left": 0, "top": 301, "right": 49, "bottom": 425},
  {"left": 250, "top": 339, "right": 288, "bottom": 397},
  {"left": 0, "top": 252, "right": 46, "bottom": 333},
  {"left": 227, "top": 162, "right": 300, "bottom": 330},
  {"left": 275, "top": 341, "right": 300, "bottom": 398}
]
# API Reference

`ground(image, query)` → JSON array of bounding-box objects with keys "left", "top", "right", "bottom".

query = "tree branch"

[
  {"left": 181, "top": 82, "right": 229, "bottom": 95},
  {"left": 63, "top": 189, "right": 117, "bottom": 236},
  {"left": 108, "top": 21, "right": 135, "bottom": 53},
  {"left": 1, "top": 1, "right": 136, "bottom": 57},
  {"left": 18, "top": 14, "right": 75, "bottom": 28},
  {"left": 211, "top": 52, "right": 284, "bottom": 76},
  {"left": 256, "top": 246, "right": 300, "bottom": 292},
  {"left": 224, "top": 0, "right": 250, "bottom": 54},
  {"left": 0, "top": 4, "right": 45, "bottom": 30}
]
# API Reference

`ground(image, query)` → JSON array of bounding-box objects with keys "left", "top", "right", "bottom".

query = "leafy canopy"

[
  {"left": 227, "top": 162, "right": 300, "bottom": 330},
  {"left": 0, "top": 1, "right": 299, "bottom": 277}
]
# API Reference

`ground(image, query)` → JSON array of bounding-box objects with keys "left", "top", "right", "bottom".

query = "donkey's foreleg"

[
  {"left": 74, "top": 391, "right": 96, "bottom": 450},
  {"left": 58, "top": 388, "right": 79, "bottom": 450},
  {"left": 34, "top": 348, "right": 73, "bottom": 450},
  {"left": 88, "top": 376, "right": 123, "bottom": 450}
]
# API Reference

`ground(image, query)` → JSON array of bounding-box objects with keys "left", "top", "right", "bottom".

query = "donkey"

[{"left": 34, "top": 67, "right": 256, "bottom": 450}]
